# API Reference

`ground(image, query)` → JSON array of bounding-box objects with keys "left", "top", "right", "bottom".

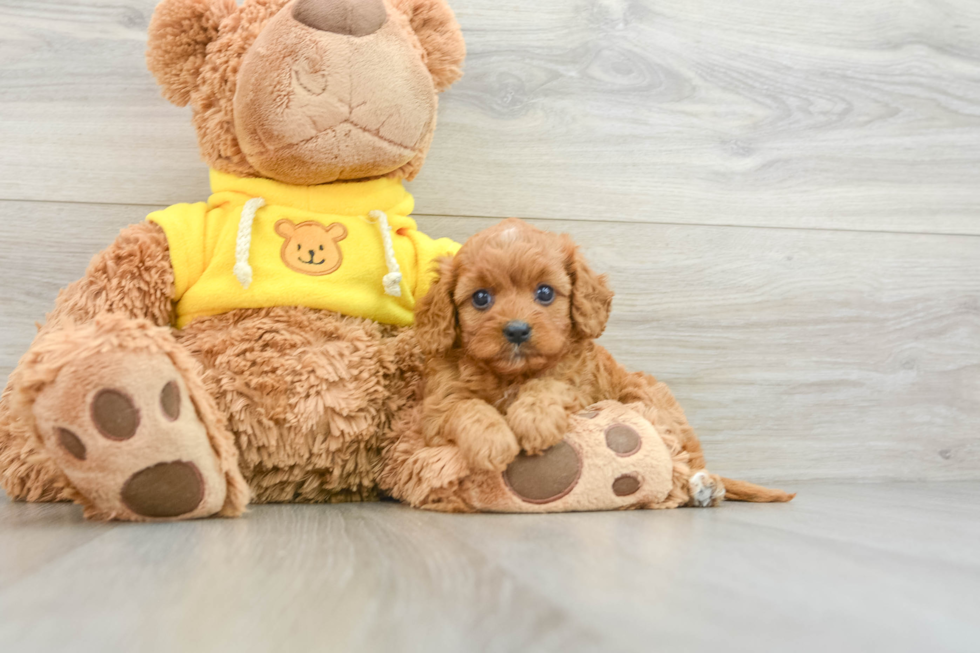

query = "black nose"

[
  {"left": 292, "top": 0, "right": 387, "bottom": 36},
  {"left": 503, "top": 321, "right": 532, "bottom": 345},
  {"left": 309, "top": 250, "right": 315, "bottom": 258}
]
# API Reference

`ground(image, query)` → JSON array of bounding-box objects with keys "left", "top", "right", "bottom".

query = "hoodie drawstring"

[
  {"left": 234, "top": 197, "right": 265, "bottom": 289},
  {"left": 368, "top": 209, "right": 403, "bottom": 297}
]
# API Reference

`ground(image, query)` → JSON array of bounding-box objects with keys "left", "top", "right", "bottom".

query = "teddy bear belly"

[{"left": 175, "top": 305, "right": 419, "bottom": 503}]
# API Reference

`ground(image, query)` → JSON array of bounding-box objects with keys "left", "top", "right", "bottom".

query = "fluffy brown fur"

[
  {"left": 414, "top": 219, "right": 794, "bottom": 504},
  {"left": 0, "top": 0, "right": 464, "bottom": 520},
  {"left": 147, "top": 0, "right": 465, "bottom": 184},
  {"left": 0, "top": 221, "right": 424, "bottom": 512}
]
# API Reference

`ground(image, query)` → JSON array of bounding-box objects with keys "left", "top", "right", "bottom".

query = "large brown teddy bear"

[{"left": 0, "top": 0, "right": 466, "bottom": 520}]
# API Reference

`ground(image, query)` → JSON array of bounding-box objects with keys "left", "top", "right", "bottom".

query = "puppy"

[{"left": 414, "top": 218, "right": 793, "bottom": 505}]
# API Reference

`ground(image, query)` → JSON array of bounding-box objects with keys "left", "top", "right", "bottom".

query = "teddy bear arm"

[{"left": 44, "top": 221, "right": 176, "bottom": 332}]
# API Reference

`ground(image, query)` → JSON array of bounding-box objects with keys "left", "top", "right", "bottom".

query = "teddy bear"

[
  {"left": 0, "top": 0, "right": 468, "bottom": 520},
  {"left": 0, "top": 0, "right": 788, "bottom": 521}
]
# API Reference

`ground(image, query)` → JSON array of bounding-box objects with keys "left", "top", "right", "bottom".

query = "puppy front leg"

[
  {"left": 506, "top": 379, "right": 578, "bottom": 455},
  {"left": 439, "top": 399, "right": 520, "bottom": 472}
]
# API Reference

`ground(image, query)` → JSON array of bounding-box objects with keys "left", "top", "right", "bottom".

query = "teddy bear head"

[{"left": 147, "top": 0, "right": 465, "bottom": 185}]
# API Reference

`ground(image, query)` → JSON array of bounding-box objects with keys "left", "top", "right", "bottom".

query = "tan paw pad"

[
  {"left": 460, "top": 401, "right": 675, "bottom": 513},
  {"left": 33, "top": 351, "right": 228, "bottom": 520}
]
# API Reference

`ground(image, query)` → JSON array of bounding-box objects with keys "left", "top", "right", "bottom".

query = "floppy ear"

[
  {"left": 392, "top": 0, "right": 466, "bottom": 92},
  {"left": 562, "top": 235, "right": 614, "bottom": 340},
  {"left": 146, "top": 0, "right": 238, "bottom": 106},
  {"left": 414, "top": 256, "right": 460, "bottom": 357}
]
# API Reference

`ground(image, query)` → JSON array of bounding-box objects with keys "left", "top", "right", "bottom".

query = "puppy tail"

[{"left": 720, "top": 477, "right": 796, "bottom": 503}]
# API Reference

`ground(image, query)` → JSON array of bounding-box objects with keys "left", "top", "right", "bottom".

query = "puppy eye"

[
  {"left": 471, "top": 289, "right": 494, "bottom": 310},
  {"left": 535, "top": 284, "right": 555, "bottom": 305}
]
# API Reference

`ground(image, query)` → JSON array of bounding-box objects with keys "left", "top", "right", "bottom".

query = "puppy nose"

[
  {"left": 292, "top": 0, "right": 387, "bottom": 36},
  {"left": 503, "top": 321, "right": 532, "bottom": 345}
]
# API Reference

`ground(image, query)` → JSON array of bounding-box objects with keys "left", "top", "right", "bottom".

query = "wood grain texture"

[
  {"left": 0, "top": 496, "right": 114, "bottom": 587},
  {"left": 2, "top": 203, "right": 978, "bottom": 482},
  {"left": 1, "top": 482, "right": 979, "bottom": 652},
  {"left": 1, "top": 0, "right": 979, "bottom": 234}
]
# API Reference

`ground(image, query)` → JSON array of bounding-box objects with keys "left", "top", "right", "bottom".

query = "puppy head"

[{"left": 415, "top": 219, "right": 613, "bottom": 377}]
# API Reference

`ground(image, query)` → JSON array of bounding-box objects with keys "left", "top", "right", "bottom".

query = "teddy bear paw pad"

[
  {"left": 121, "top": 461, "right": 205, "bottom": 518},
  {"left": 502, "top": 440, "right": 582, "bottom": 504},
  {"left": 461, "top": 401, "right": 677, "bottom": 513},
  {"left": 32, "top": 350, "right": 227, "bottom": 520}
]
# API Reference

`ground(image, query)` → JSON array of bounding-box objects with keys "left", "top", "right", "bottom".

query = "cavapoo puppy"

[{"left": 414, "top": 218, "right": 793, "bottom": 505}]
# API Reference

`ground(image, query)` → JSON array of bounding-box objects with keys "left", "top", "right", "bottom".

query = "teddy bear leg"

[
  {"left": 625, "top": 401, "right": 726, "bottom": 508},
  {"left": 6, "top": 315, "right": 248, "bottom": 521},
  {"left": 387, "top": 401, "right": 704, "bottom": 513},
  {"left": 0, "top": 384, "right": 72, "bottom": 503}
]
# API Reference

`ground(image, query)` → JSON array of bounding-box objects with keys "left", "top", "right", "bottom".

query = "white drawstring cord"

[
  {"left": 234, "top": 197, "right": 265, "bottom": 289},
  {"left": 368, "top": 209, "right": 402, "bottom": 297}
]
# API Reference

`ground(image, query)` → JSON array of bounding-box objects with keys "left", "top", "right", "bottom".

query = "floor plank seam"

[{"left": 1, "top": 198, "right": 978, "bottom": 239}]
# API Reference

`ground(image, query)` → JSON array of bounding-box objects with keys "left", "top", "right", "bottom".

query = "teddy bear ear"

[
  {"left": 274, "top": 219, "right": 296, "bottom": 238},
  {"left": 392, "top": 0, "right": 466, "bottom": 93},
  {"left": 146, "top": 0, "right": 238, "bottom": 107}
]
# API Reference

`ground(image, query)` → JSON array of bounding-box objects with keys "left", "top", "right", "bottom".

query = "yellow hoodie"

[{"left": 148, "top": 170, "right": 459, "bottom": 328}]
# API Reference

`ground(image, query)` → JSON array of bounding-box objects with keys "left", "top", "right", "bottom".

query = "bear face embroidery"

[{"left": 274, "top": 219, "right": 348, "bottom": 276}]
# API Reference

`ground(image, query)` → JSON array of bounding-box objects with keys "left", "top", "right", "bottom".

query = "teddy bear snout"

[{"left": 292, "top": 0, "right": 387, "bottom": 37}]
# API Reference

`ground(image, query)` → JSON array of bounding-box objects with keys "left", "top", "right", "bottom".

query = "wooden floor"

[{"left": 1, "top": 482, "right": 978, "bottom": 652}]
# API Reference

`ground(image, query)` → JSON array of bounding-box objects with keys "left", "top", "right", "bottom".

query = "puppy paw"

[
  {"left": 688, "top": 470, "right": 725, "bottom": 508},
  {"left": 506, "top": 395, "right": 569, "bottom": 455},
  {"left": 458, "top": 419, "right": 520, "bottom": 473}
]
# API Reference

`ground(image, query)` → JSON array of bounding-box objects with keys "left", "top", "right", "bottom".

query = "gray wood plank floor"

[{"left": 1, "top": 482, "right": 978, "bottom": 653}]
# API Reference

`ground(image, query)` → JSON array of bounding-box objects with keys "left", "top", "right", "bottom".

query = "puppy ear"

[
  {"left": 563, "top": 235, "right": 614, "bottom": 340},
  {"left": 392, "top": 0, "right": 466, "bottom": 92},
  {"left": 146, "top": 0, "right": 237, "bottom": 107},
  {"left": 415, "top": 256, "right": 460, "bottom": 356}
]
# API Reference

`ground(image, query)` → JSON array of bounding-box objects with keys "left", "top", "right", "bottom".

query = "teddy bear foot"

[
  {"left": 31, "top": 348, "right": 235, "bottom": 521},
  {"left": 457, "top": 401, "right": 690, "bottom": 513}
]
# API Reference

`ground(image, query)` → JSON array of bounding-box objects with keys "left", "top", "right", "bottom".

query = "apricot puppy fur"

[{"left": 414, "top": 219, "right": 715, "bottom": 477}]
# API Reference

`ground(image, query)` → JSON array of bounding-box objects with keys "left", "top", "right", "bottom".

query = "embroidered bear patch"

[{"left": 274, "top": 219, "right": 347, "bottom": 276}]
